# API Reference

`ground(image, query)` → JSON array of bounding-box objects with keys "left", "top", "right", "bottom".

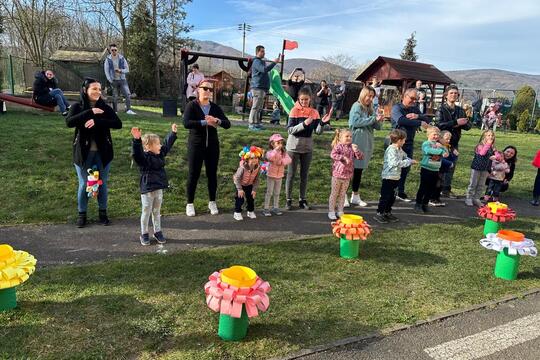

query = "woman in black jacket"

[
  {"left": 33, "top": 70, "right": 70, "bottom": 115},
  {"left": 183, "top": 79, "right": 231, "bottom": 217},
  {"left": 66, "top": 78, "right": 122, "bottom": 227}
]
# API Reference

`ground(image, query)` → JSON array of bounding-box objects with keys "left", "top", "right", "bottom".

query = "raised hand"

[
  {"left": 131, "top": 127, "right": 142, "bottom": 139},
  {"left": 171, "top": 123, "right": 178, "bottom": 133}
]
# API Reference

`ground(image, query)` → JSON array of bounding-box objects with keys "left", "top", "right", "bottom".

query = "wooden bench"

[{"left": 0, "top": 93, "right": 55, "bottom": 112}]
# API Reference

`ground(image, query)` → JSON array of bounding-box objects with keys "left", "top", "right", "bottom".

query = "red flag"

[{"left": 284, "top": 40, "right": 298, "bottom": 51}]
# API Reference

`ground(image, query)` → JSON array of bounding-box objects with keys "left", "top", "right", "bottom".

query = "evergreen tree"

[
  {"left": 511, "top": 85, "right": 536, "bottom": 118},
  {"left": 517, "top": 109, "right": 529, "bottom": 133},
  {"left": 127, "top": 0, "right": 158, "bottom": 97},
  {"left": 0, "top": 15, "right": 4, "bottom": 91},
  {"left": 400, "top": 32, "right": 418, "bottom": 61}
]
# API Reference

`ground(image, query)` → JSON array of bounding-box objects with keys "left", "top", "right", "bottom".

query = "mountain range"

[{"left": 192, "top": 40, "right": 540, "bottom": 90}]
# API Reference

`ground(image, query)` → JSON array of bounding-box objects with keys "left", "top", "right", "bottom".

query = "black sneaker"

[
  {"left": 422, "top": 204, "right": 429, "bottom": 213},
  {"left": 98, "top": 209, "right": 110, "bottom": 226},
  {"left": 61, "top": 111, "right": 69, "bottom": 116},
  {"left": 414, "top": 203, "right": 424, "bottom": 213},
  {"left": 76, "top": 212, "right": 87, "bottom": 228},
  {"left": 396, "top": 193, "right": 412, "bottom": 202},
  {"left": 153, "top": 231, "right": 166, "bottom": 244},
  {"left": 373, "top": 213, "right": 388, "bottom": 224},
  {"left": 384, "top": 213, "right": 400, "bottom": 223},
  {"left": 140, "top": 233, "right": 151, "bottom": 246},
  {"left": 286, "top": 199, "right": 293, "bottom": 210},
  {"left": 428, "top": 200, "right": 446, "bottom": 207},
  {"left": 531, "top": 198, "right": 539, "bottom": 206},
  {"left": 298, "top": 199, "right": 312, "bottom": 210}
]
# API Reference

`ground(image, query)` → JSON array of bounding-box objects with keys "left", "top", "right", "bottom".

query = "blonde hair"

[
  {"left": 357, "top": 86, "right": 375, "bottom": 116},
  {"left": 142, "top": 133, "right": 160, "bottom": 150},
  {"left": 478, "top": 129, "right": 495, "bottom": 145},
  {"left": 426, "top": 126, "right": 440, "bottom": 137},
  {"left": 331, "top": 128, "right": 352, "bottom": 147}
]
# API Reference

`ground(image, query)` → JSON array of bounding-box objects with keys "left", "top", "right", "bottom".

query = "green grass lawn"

[
  {"left": 1, "top": 220, "right": 539, "bottom": 359},
  {"left": 0, "top": 109, "right": 538, "bottom": 225}
]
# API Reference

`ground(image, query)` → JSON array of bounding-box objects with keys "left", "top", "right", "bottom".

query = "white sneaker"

[
  {"left": 126, "top": 109, "right": 137, "bottom": 115},
  {"left": 337, "top": 211, "right": 345, "bottom": 218},
  {"left": 473, "top": 199, "right": 483, "bottom": 207},
  {"left": 247, "top": 211, "right": 257, "bottom": 219},
  {"left": 343, "top": 197, "right": 350, "bottom": 208},
  {"left": 208, "top": 201, "right": 219, "bottom": 215},
  {"left": 350, "top": 194, "right": 367, "bottom": 207},
  {"left": 328, "top": 212, "right": 337, "bottom": 220},
  {"left": 465, "top": 198, "right": 473, "bottom": 206},
  {"left": 233, "top": 212, "right": 243, "bottom": 221},
  {"left": 186, "top": 203, "right": 196, "bottom": 216}
]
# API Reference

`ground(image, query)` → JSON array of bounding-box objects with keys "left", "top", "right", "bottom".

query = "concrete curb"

[{"left": 270, "top": 287, "right": 540, "bottom": 360}]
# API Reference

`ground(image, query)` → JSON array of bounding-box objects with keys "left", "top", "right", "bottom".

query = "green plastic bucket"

[
  {"left": 494, "top": 248, "right": 520, "bottom": 281},
  {"left": 0, "top": 287, "right": 17, "bottom": 312},
  {"left": 218, "top": 306, "right": 249, "bottom": 341},
  {"left": 340, "top": 236, "right": 360, "bottom": 259},
  {"left": 483, "top": 219, "right": 500, "bottom": 236}
]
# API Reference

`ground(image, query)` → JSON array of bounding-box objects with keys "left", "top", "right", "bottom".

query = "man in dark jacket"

[
  {"left": 391, "top": 88, "right": 430, "bottom": 201},
  {"left": 436, "top": 85, "right": 471, "bottom": 198},
  {"left": 248, "top": 45, "right": 281, "bottom": 131},
  {"left": 33, "top": 70, "right": 70, "bottom": 115}
]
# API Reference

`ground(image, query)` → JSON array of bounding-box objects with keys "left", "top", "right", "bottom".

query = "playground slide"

[{"left": 269, "top": 69, "right": 295, "bottom": 114}]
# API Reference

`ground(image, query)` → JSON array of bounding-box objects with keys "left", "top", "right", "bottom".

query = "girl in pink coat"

[
  {"left": 263, "top": 134, "right": 292, "bottom": 216},
  {"left": 329, "top": 129, "right": 363, "bottom": 220}
]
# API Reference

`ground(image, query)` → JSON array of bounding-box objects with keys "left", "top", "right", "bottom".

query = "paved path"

[
  {"left": 296, "top": 291, "right": 540, "bottom": 360},
  {"left": 0, "top": 197, "right": 537, "bottom": 266}
]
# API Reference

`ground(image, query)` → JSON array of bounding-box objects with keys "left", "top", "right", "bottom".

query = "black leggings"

[
  {"left": 534, "top": 168, "right": 540, "bottom": 198},
  {"left": 352, "top": 168, "right": 363, "bottom": 192},
  {"left": 186, "top": 144, "right": 219, "bottom": 203},
  {"left": 416, "top": 168, "right": 439, "bottom": 206}
]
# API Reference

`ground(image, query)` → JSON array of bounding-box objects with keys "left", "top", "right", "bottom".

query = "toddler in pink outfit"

[
  {"left": 329, "top": 129, "right": 363, "bottom": 220},
  {"left": 263, "top": 133, "right": 292, "bottom": 216}
]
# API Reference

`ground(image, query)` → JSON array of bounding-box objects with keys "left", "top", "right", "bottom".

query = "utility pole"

[
  {"left": 238, "top": 22, "right": 251, "bottom": 79},
  {"left": 530, "top": 87, "right": 538, "bottom": 130}
]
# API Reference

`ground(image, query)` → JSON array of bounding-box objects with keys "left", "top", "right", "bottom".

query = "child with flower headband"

[
  {"left": 233, "top": 146, "right": 264, "bottom": 220},
  {"left": 263, "top": 134, "right": 292, "bottom": 216}
]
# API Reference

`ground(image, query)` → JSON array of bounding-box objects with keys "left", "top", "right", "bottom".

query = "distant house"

[
  {"left": 49, "top": 47, "right": 109, "bottom": 91},
  {"left": 210, "top": 70, "right": 235, "bottom": 106}
]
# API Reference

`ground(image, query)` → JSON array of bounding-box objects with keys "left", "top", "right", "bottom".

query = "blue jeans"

[
  {"left": 74, "top": 152, "right": 111, "bottom": 212},
  {"left": 49, "top": 88, "right": 69, "bottom": 113},
  {"left": 111, "top": 79, "right": 132, "bottom": 112}
]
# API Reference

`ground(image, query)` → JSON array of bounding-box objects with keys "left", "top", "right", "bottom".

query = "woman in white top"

[{"left": 186, "top": 64, "right": 205, "bottom": 100}]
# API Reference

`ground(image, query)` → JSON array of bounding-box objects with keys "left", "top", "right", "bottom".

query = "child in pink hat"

[{"left": 263, "top": 133, "right": 292, "bottom": 216}]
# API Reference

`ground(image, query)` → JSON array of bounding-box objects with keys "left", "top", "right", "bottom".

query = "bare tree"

[
  {"left": 1, "top": 0, "right": 65, "bottom": 66},
  {"left": 322, "top": 53, "right": 358, "bottom": 71}
]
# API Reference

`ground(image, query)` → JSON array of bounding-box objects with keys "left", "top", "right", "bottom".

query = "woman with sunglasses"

[
  {"left": 66, "top": 78, "right": 122, "bottom": 228},
  {"left": 183, "top": 79, "right": 231, "bottom": 216}
]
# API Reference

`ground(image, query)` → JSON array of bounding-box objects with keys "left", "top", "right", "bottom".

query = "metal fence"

[{"left": 0, "top": 55, "right": 29, "bottom": 94}]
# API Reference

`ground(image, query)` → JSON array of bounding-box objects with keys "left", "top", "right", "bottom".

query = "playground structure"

[
  {"left": 180, "top": 49, "right": 295, "bottom": 118},
  {"left": 356, "top": 56, "right": 454, "bottom": 117}
]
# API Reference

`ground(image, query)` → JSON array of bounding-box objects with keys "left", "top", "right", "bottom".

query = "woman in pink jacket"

[{"left": 263, "top": 133, "right": 292, "bottom": 216}]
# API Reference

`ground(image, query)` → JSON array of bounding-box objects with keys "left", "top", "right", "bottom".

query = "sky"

[{"left": 185, "top": 0, "right": 540, "bottom": 75}]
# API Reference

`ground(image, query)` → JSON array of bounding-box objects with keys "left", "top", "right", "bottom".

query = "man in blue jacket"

[
  {"left": 391, "top": 88, "right": 430, "bottom": 202},
  {"left": 104, "top": 44, "right": 136, "bottom": 115},
  {"left": 248, "top": 45, "right": 281, "bottom": 130}
]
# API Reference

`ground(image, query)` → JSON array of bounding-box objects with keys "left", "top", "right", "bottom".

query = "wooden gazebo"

[{"left": 355, "top": 56, "right": 454, "bottom": 111}]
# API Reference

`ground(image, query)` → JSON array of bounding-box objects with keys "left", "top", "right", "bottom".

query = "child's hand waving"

[{"left": 131, "top": 127, "right": 142, "bottom": 139}]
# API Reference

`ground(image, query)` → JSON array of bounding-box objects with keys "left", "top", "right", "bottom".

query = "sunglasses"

[
  {"left": 200, "top": 86, "right": 213, "bottom": 92},
  {"left": 110, "top": 49, "right": 118, "bottom": 52}
]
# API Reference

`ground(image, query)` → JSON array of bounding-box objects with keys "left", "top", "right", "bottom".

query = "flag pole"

[{"left": 280, "top": 39, "right": 286, "bottom": 81}]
